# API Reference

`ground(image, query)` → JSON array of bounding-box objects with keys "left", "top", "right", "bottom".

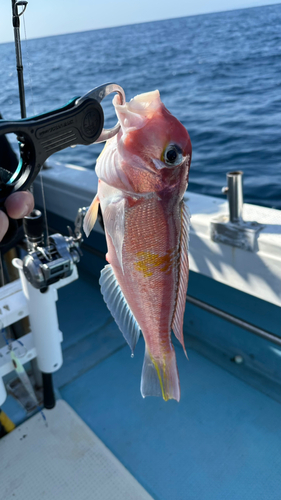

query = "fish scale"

[{"left": 120, "top": 197, "right": 179, "bottom": 350}]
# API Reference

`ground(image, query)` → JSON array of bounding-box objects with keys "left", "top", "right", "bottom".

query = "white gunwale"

[{"left": 33, "top": 161, "right": 281, "bottom": 307}]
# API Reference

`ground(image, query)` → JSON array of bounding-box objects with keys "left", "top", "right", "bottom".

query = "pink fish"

[{"left": 84, "top": 90, "right": 192, "bottom": 401}]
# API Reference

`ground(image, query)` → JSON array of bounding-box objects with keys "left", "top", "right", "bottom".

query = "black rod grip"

[{"left": 42, "top": 372, "right": 56, "bottom": 410}]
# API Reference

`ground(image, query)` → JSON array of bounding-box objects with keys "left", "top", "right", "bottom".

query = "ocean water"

[{"left": 0, "top": 4, "right": 280, "bottom": 209}]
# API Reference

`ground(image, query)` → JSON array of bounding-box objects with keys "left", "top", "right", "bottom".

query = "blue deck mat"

[
  {"left": 61, "top": 334, "right": 281, "bottom": 500},
  {"left": 57, "top": 269, "right": 112, "bottom": 350}
]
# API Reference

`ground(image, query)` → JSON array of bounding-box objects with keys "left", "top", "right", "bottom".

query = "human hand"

[{"left": 0, "top": 191, "right": 34, "bottom": 242}]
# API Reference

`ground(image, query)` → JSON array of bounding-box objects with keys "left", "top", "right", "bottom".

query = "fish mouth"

[{"left": 113, "top": 90, "right": 161, "bottom": 133}]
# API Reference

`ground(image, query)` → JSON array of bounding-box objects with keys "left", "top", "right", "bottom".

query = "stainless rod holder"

[
  {"left": 211, "top": 170, "right": 264, "bottom": 252},
  {"left": 222, "top": 171, "right": 243, "bottom": 223}
]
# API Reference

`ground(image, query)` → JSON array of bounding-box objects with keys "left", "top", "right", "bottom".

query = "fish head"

[{"left": 111, "top": 90, "right": 192, "bottom": 198}]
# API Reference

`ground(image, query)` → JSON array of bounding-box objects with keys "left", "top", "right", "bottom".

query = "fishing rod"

[
  {"left": 0, "top": 2, "right": 125, "bottom": 411},
  {"left": 0, "top": 2, "right": 125, "bottom": 247},
  {"left": 0, "top": 1, "right": 28, "bottom": 246},
  {"left": 11, "top": 0, "right": 28, "bottom": 119}
]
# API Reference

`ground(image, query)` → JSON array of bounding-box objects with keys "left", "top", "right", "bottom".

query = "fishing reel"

[
  {"left": 0, "top": 82, "right": 125, "bottom": 247},
  {"left": 22, "top": 207, "right": 88, "bottom": 290}
]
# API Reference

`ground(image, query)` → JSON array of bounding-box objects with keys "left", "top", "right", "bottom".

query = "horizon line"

[{"left": 0, "top": 2, "right": 280, "bottom": 45}]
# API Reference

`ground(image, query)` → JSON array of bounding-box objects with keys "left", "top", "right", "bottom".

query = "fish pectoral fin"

[
  {"left": 83, "top": 194, "right": 100, "bottom": 237},
  {"left": 141, "top": 346, "right": 180, "bottom": 402},
  {"left": 99, "top": 264, "right": 140, "bottom": 353},
  {"left": 102, "top": 196, "right": 125, "bottom": 272},
  {"left": 172, "top": 201, "right": 190, "bottom": 357}
]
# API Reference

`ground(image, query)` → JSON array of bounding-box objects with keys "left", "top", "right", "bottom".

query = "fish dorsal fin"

[
  {"left": 99, "top": 264, "right": 140, "bottom": 353},
  {"left": 83, "top": 194, "right": 99, "bottom": 237},
  {"left": 172, "top": 202, "right": 190, "bottom": 357}
]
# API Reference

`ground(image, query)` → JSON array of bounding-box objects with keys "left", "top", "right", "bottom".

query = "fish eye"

[{"left": 163, "top": 144, "right": 183, "bottom": 166}]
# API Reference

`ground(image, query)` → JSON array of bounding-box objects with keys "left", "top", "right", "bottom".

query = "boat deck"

[
  {"left": 46, "top": 269, "right": 281, "bottom": 499},
  {"left": 1, "top": 264, "right": 281, "bottom": 499}
]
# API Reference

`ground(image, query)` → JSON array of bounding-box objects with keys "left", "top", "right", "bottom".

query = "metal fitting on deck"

[
  {"left": 222, "top": 171, "right": 244, "bottom": 224},
  {"left": 211, "top": 171, "right": 263, "bottom": 252}
]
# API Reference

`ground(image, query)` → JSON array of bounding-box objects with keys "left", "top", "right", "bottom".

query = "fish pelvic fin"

[
  {"left": 172, "top": 201, "right": 190, "bottom": 358},
  {"left": 83, "top": 194, "right": 100, "bottom": 237},
  {"left": 99, "top": 264, "right": 140, "bottom": 353},
  {"left": 141, "top": 345, "right": 180, "bottom": 402}
]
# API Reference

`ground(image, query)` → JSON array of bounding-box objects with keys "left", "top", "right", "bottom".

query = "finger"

[
  {"left": 5, "top": 191, "right": 34, "bottom": 219},
  {"left": 0, "top": 210, "right": 9, "bottom": 242}
]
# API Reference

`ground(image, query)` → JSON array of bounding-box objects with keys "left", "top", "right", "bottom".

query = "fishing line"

[
  {"left": 17, "top": 5, "right": 50, "bottom": 248},
  {"left": 21, "top": 11, "right": 50, "bottom": 244},
  {"left": 0, "top": 253, "right": 12, "bottom": 344},
  {"left": 1, "top": 1, "right": 48, "bottom": 426},
  {"left": 0, "top": 251, "right": 14, "bottom": 348},
  {"left": 1, "top": 328, "right": 26, "bottom": 355},
  {"left": 22, "top": 11, "right": 35, "bottom": 117},
  {"left": 40, "top": 173, "right": 50, "bottom": 247},
  {"left": 0, "top": 251, "right": 5, "bottom": 288},
  {"left": 21, "top": 9, "right": 35, "bottom": 196}
]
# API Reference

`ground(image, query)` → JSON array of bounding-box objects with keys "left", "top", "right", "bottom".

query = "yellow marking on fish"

[{"left": 134, "top": 250, "right": 173, "bottom": 278}]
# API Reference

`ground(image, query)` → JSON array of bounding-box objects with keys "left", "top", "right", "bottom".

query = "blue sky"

[{"left": 0, "top": 0, "right": 280, "bottom": 44}]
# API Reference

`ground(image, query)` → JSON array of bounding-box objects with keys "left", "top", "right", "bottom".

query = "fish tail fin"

[
  {"left": 83, "top": 194, "right": 99, "bottom": 237},
  {"left": 141, "top": 345, "right": 180, "bottom": 402}
]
